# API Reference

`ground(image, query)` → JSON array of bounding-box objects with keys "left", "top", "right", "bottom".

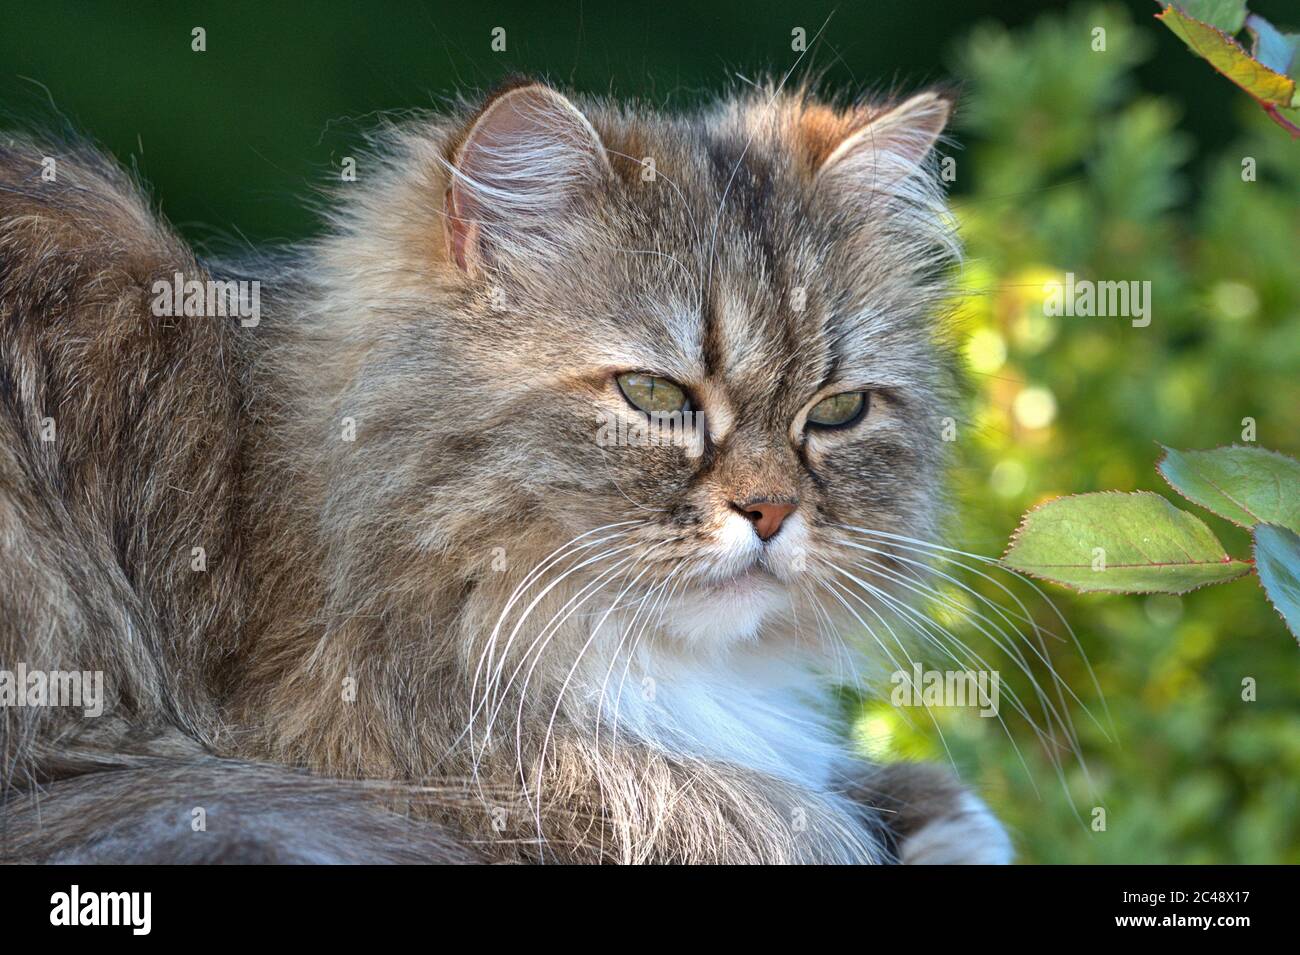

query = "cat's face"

[{"left": 329, "top": 82, "right": 957, "bottom": 652}]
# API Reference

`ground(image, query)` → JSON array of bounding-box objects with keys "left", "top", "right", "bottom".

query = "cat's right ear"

[{"left": 444, "top": 82, "right": 610, "bottom": 275}]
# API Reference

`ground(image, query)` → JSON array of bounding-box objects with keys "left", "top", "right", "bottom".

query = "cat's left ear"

[
  {"left": 815, "top": 91, "right": 952, "bottom": 191},
  {"left": 444, "top": 82, "right": 611, "bottom": 275}
]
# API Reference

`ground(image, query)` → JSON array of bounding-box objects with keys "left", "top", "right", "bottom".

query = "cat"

[{"left": 0, "top": 78, "right": 1012, "bottom": 864}]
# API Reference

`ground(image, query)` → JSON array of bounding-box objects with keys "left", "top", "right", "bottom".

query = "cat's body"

[{"left": 0, "top": 81, "right": 1011, "bottom": 863}]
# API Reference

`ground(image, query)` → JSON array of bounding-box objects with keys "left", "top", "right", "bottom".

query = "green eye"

[
  {"left": 616, "top": 372, "right": 689, "bottom": 415},
  {"left": 806, "top": 391, "right": 868, "bottom": 429}
]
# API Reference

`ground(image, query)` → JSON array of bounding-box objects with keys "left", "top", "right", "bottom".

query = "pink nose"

[{"left": 734, "top": 501, "right": 797, "bottom": 541}]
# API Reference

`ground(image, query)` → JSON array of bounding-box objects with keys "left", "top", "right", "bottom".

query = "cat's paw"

[{"left": 898, "top": 792, "right": 1013, "bottom": 865}]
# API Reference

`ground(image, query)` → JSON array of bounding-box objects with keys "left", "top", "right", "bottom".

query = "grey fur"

[{"left": 1, "top": 81, "right": 1001, "bottom": 864}]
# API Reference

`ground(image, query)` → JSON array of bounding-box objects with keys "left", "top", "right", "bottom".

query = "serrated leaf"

[
  {"left": 1158, "top": 445, "right": 1300, "bottom": 533},
  {"left": 1253, "top": 524, "right": 1300, "bottom": 642},
  {"left": 1158, "top": 445, "right": 1300, "bottom": 531},
  {"left": 1157, "top": 4, "right": 1297, "bottom": 108},
  {"left": 1246, "top": 13, "right": 1300, "bottom": 78},
  {"left": 1003, "top": 491, "right": 1252, "bottom": 594}
]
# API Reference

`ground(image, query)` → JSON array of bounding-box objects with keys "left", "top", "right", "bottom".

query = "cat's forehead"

[
  {"left": 594, "top": 124, "right": 846, "bottom": 396},
  {"left": 610, "top": 111, "right": 826, "bottom": 253},
  {"left": 608, "top": 255, "right": 836, "bottom": 422}
]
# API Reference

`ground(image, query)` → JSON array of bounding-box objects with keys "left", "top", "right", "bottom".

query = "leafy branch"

[
  {"left": 1002, "top": 445, "right": 1300, "bottom": 642},
  {"left": 1154, "top": 0, "right": 1300, "bottom": 136}
]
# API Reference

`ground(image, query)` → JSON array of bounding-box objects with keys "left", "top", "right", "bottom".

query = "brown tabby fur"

[{"left": 0, "top": 79, "right": 999, "bottom": 864}]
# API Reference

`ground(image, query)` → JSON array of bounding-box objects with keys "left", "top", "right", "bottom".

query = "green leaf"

[
  {"left": 1253, "top": 524, "right": 1300, "bottom": 642},
  {"left": 1158, "top": 445, "right": 1300, "bottom": 533},
  {"left": 1003, "top": 491, "right": 1252, "bottom": 594},
  {"left": 1156, "top": 4, "right": 1298, "bottom": 109},
  {"left": 1176, "top": 0, "right": 1248, "bottom": 34}
]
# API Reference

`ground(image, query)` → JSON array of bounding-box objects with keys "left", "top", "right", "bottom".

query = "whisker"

[
  {"left": 808, "top": 562, "right": 959, "bottom": 770},
  {"left": 847, "top": 542, "right": 1106, "bottom": 756},
  {"left": 609, "top": 565, "right": 688, "bottom": 761},
  {"left": 829, "top": 564, "right": 1048, "bottom": 751},
  {"left": 821, "top": 567, "right": 1041, "bottom": 791},
  {"left": 464, "top": 523, "right": 642, "bottom": 788},
  {"left": 836, "top": 522, "right": 1111, "bottom": 735},
  {"left": 585, "top": 562, "right": 683, "bottom": 862},
  {"left": 826, "top": 527, "right": 1103, "bottom": 816},
  {"left": 471, "top": 521, "right": 641, "bottom": 722},
  {"left": 481, "top": 549, "right": 639, "bottom": 750},
  {"left": 529, "top": 545, "right": 677, "bottom": 848},
  {"left": 838, "top": 529, "right": 1104, "bottom": 784},
  {"left": 839, "top": 545, "right": 1092, "bottom": 754},
  {"left": 473, "top": 543, "right": 640, "bottom": 776}
]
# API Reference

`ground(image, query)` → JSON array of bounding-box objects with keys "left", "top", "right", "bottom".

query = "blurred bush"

[{"left": 854, "top": 3, "right": 1300, "bottom": 863}]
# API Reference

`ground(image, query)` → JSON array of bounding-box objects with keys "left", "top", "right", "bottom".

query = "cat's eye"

[
  {"left": 616, "top": 372, "right": 689, "bottom": 415},
  {"left": 806, "top": 391, "right": 868, "bottom": 430}
]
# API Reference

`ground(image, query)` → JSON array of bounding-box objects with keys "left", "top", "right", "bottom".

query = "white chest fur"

[{"left": 579, "top": 643, "right": 849, "bottom": 791}]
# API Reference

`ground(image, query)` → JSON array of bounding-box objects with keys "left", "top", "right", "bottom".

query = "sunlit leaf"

[
  {"left": 1156, "top": 3, "right": 1298, "bottom": 113},
  {"left": 1253, "top": 524, "right": 1300, "bottom": 642},
  {"left": 1158, "top": 445, "right": 1300, "bottom": 532},
  {"left": 1003, "top": 491, "right": 1252, "bottom": 593}
]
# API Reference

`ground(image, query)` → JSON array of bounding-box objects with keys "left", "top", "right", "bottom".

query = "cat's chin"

[{"left": 660, "top": 572, "right": 791, "bottom": 645}]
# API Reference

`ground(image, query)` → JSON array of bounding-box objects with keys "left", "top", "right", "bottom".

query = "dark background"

[{"left": 0, "top": 0, "right": 1290, "bottom": 246}]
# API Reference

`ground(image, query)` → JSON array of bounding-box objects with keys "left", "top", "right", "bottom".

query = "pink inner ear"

[
  {"left": 445, "top": 187, "right": 469, "bottom": 272},
  {"left": 818, "top": 92, "right": 952, "bottom": 183},
  {"left": 444, "top": 84, "right": 609, "bottom": 275}
]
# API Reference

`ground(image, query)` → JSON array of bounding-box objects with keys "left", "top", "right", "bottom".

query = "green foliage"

[
  {"left": 1003, "top": 443, "right": 1299, "bottom": 636},
  {"left": 1002, "top": 443, "right": 1298, "bottom": 638},
  {"left": 853, "top": 3, "right": 1300, "bottom": 863},
  {"left": 957, "top": 5, "right": 1150, "bottom": 194}
]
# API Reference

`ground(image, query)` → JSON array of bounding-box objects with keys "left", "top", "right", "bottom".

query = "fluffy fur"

[{"left": 0, "top": 80, "right": 1009, "bottom": 864}]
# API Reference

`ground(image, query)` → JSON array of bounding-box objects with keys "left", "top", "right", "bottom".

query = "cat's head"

[{"left": 317, "top": 79, "right": 958, "bottom": 656}]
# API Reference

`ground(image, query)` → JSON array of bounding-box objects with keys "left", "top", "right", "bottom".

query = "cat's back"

[{"left": 0, "top": 135, "right": 247, "bottom": 778}]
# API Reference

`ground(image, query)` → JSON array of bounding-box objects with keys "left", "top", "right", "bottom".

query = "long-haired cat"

[{"left": 0, "top": 79, "right": 1012, "bottom": 863}]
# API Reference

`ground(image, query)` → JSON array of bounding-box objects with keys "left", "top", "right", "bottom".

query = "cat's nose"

[{"left": 733, "top": 500, "right": 797, "bottom": 541}]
